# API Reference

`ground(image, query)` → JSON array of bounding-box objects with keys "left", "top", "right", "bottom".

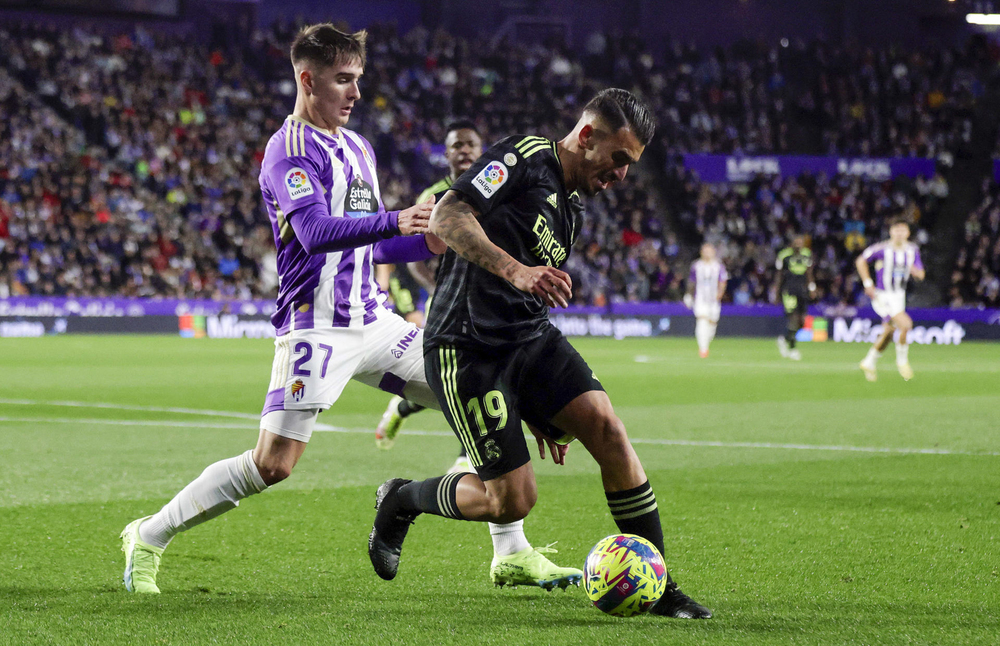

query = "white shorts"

[
  {"left": 871, "top": 290, "right": 906, "bottom": 321},
  {"left": 260, "top": 312, "right": 439, "bottom": 443},
  {"left": 693, "top": 301, "right": 721, "bottom": 322}
]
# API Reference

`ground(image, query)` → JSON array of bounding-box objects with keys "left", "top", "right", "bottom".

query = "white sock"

[
  {"left": 864, "top": 347, "right": 882, "bottom": 365},
  {"left": 695, "top": 319, "right": 710, "bottom": 353},
  {"left": 139, "top": 449, "right": 267, "bottom": 549},
  {"left": 895, "top": 343, "right": 909, "bottom": 366},
  {"left": 707, "top": 321, "right": 718, "bottom": 344},
  {"left": 489, "top": 520, "right": 530, "bottom": 557}
]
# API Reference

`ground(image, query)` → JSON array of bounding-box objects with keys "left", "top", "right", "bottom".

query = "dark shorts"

[
  {"left": 425, "top": 325, "right": 604, "bottom": 480},
  {"left": 782, "top": 290, "right": 808, "bottom": 317}
]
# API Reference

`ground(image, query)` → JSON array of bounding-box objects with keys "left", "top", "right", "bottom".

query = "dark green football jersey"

[
  {"left": 776, "top": 246, "right": 812, "bottom": 294},
  {"left": 425, "top": 135, "right": 583, "bottom": 348},
  {"left": 416, "top": 176, "right": 453, "bottom": 205}
]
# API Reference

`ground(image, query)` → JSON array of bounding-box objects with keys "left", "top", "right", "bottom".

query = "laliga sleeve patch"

[
  {"left": 472, "top": 161, "right": 509, "bottom": 199},
  {"left": 285, "top": 167, "right": 315, "bottom": 200}
]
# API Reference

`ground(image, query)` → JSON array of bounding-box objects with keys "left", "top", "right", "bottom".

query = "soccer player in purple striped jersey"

[
  {"left": 683, "top": 243, "right": 728, "bottom": 358},
  {"left": 856, "top": 217, "right": 925, "bottom": 382},
  {"left": 120, "top": 23, "right": 573, "bottom": 594}
]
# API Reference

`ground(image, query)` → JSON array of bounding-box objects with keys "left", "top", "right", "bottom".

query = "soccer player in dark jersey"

[
  {"left": 775, "top": 236, "right": 816, "bottom": 361},
  {"left": 368, "top": 89, "right": 712, "bottom": 618},
  {"left": 374, "top": 121, "right": 483, "bottom": 477},
  {"left": 374, "top": 119, "right": 579, "bottom": 588}
]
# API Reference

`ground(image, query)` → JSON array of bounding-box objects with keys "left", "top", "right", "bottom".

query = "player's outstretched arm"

[
  {"left": 290, "top": 202, "right": 405, "bottom": 255},
  {"left": 430, "top": 191, "right": 572, "bottom": 308}
]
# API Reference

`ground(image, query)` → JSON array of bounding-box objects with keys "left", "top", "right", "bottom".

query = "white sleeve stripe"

[{"left": 284, "top": 122, "right": 292, "bottom": 158}]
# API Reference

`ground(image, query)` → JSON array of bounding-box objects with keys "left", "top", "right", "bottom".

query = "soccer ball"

[{"left": 583, "top": 534, "right": 667, "bottom": 617}]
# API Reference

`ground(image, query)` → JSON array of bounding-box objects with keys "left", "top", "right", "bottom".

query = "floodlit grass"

[{"left": 1, "top": 335, "right": 997, "bottom": 645}]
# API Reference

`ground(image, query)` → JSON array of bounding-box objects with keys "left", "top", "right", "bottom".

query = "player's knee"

[
  {"left": 252, "top": 454, "right": 294, "bottom": 485},
  {"left": 590, "top": 410, "right": 631, "bottom": 458}
]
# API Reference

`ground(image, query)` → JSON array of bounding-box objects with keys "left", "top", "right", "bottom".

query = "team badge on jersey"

[
  {"left": 473, "top": 161, "right": 508, "bottom": 199},
  {"left": 345, "top": 177, "right": 378, "bottom": 217},
  {"left": 285, "top": 168, "right": 315, "bottom": 200}
]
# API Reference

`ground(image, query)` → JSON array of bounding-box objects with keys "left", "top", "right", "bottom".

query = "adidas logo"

[{"left": 546, "top": 193, "right": 558, "bottom": 208}]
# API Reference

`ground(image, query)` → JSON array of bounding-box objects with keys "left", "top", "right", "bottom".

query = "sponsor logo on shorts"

[
  {"left": 285, "top": 168, "right": 314, "bottom": 200},
  {"left": 473, "top": 161, "right": 508, "bottom": 199},
  {"left": 291, "top": 379, "right": 306, "bottom": 401},
  {"left": 391, "top": 328, "right": 419, "bottom": 359}
]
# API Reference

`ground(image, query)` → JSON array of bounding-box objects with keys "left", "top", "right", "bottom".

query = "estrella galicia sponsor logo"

[
  {"left": 345, "top": 177, "right": 377, "bottom": 217},
  {"left": 391, "top": 328, "right": 419, "bottom": 358},
  {"left": 284, "top": 168, "right": 315, "bottom": 200},
  {"left": 473, "top": 161, "right": 508, "bottom": 199}
]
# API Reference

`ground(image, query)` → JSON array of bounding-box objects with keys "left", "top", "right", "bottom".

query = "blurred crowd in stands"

[
  {"left": 951, "top": 179, "right": 1000, "bottom": 308},
  {"left": 0, "top": 20, "right": 996, "bottom": 307}
]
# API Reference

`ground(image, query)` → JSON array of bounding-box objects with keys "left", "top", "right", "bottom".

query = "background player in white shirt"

[
  {"left": 120, "top": 23, "right": 577, "bottom": 594},
  {"left": 684, "top": 243, "right": 728, "bottom": 358},
  {"left": 855, "top": 217, "right": 925, "bottom": 381}
]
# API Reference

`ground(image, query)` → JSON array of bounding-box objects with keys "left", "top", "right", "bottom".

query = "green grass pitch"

[{"left": 1, "top": 335, "right": 998, "bottom": 645}]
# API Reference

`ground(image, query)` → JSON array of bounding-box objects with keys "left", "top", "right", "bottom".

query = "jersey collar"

[{"left": 287, "top": 114, "right": 341, "bottom": 144}]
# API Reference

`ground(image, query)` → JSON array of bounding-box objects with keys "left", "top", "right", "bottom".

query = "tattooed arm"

[{"left": 430, "top": 190, "right": 573, "bottom": 308}]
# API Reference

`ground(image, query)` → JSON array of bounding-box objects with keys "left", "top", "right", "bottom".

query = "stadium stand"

[{"left": 0, "top": 20, "right": 993, "bottom": 306}]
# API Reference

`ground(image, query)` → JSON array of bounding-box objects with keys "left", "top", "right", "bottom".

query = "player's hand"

[
  {"left": 864, "top": 286, "right": 876, "bottom": 300},
  {"left": 397, "top": 200, "right": 435, "bottom": 236},
  {"left": 682, "top": 293, "right": 693, "bottom": 309},
  {"left": 526, "top": 423, "right": 569, "bottom": 466},
  {"left": 511, "top": 265, "right": 573, "bottom": 308}
]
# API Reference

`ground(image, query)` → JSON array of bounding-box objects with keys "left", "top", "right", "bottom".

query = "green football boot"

[
  {"left": 490, "top": 544, "right": 583, "bottom": 590},
  {"left": 375, "top": 396, "right": 405, "bottom": 449},
  {"left": 121, "top": 516, "right": 163, "bottom": 594}
]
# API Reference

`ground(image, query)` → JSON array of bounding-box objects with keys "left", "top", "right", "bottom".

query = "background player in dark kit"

[
  {"left": 375, "top": 120, "right": 483, "bottom": 474},
  {"left": 775, "top": 235, "right": 816, "bottom": 361}
]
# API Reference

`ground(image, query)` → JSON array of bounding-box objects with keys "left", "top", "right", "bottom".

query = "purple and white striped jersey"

[
  {"left": 259, "top": 116, "right": 391, "bottom": 334},
  {"left": 861, "top": 241, "right": 923, "bottom": 295},
  {"left": 689, "top": 259, "right": 728, "bottom": 305}
]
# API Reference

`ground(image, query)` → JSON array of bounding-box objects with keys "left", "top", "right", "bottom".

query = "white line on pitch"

[
  {"left": 0, "top": 397, "right": 261, "bottom": 421},
  {"left": 627, "top": 438, "right": 1000, "bottom": 456},
  {"left": 0, "top": 415, "right": 996, "bottom": 457}
]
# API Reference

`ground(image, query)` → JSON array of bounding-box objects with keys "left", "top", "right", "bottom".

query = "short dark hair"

[
  {"left": 290, "top": 23, "right": 367, "bottom": 69},
  {"left": 445, "top": 119, "right": 479, "bottom": 136},
  {"left": 889, "top": 215, "right": 911, "bottom": 228},
  {"left": 583, "top": 88, "right": 656, "bottom": 146}
]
